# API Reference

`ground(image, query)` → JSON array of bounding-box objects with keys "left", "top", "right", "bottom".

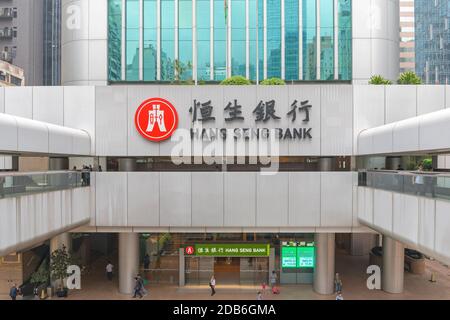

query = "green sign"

[
  {"left": 190, "top": 244, "right": 270, "bottom": 257},
  {"left": 297, "top": 246, "right": 315, "bottom": 268},
  {"left": 281, "top": 247, "right": 297, "bottom": 268},
  {"left": 281, "top": 242, "right": 315, "bottom": 269}
]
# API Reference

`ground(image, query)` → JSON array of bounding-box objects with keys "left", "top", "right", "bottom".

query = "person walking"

[
  {"left": 334, "top": 273, "right": 343, "bottom": 293},
  {"left": 9, "top": 284, "right": 18, "bottom": 300},
  {"left": 257, "top": 291, "right": 263, "bottom": 300},
  {"left": 270, "top": 270, "right": 277, "bottom": 289},
  {"left": 106, "top": 261, "right": 114, "bottom": 281},
  {"left": 133, "top": 276, "right": 143, "bottom": 299},
  {"left": 209, "top": 275, "right": 216, "bottom": 296},
  {"left": 336, "top": 292, "right": 344, "bottom": 300},
  {"left": 137, "top": 274, "right": 148, "bottom": 296}
]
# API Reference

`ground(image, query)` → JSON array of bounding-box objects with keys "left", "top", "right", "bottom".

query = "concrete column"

[
  {"left": 179, "top": 248, "right": 185, "bottom": 287},
  {"left": 268, "top": 248, "right": 275, "bottom": 283},
  {"left": 119, "top": 233, "right": 139, "bottom": 295},
  {"left": 50, "top": 233, "right": 72, "bottom": 254},
  {"left": 385, "top": 156, "right": 402, "bottom": 170},
  {"left": 313, "top": 233, "right": 335, "bottom": 295},
  {"left": 318, "top": 158, "right": 334, "bottom": 171},
  {"left": 49, "top": 157, "right": 69, "bottom": 171},
  {"left": 382, "top": 236, "right": 404, "bottom": 294},
  {"left": 118, "top": 158, "right": 137, "bottom": 172}
]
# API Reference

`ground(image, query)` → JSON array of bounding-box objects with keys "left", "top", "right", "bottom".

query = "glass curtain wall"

[{"left": 108, "top": 0, "right": 352, "bottom": 83}]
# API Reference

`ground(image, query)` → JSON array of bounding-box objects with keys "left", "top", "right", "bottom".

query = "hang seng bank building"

[{"left": 1, "top": 0, "right": 450, "bottom": 297}]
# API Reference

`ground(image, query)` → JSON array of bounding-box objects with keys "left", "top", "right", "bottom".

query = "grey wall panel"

[
  {"left": 224, "top": 172, "right": 256, "bottom": 227},
  {"left": 128, "top": 172, "right": 160, "bottom": 226},
  {"left": 96, "top": 86, "right": 128, "bottom": 155},
  {"left": 95, "top": 172, "right": 128, "bottom": 226},
  {"left": 320, "top": 172, "right": 353, "bottom": 226},
  {"left": 160, "top": 172, "right": 192, "bottom": 226},
  {"left": 127, "top": 86, "right": 160, "bottom": 156},
  {"left": 288, "top": 172, "right": 320, "bottom": 227},
  {"left": 191, "top": 172, "right": 224, "bottom": 227},
  {"left": 320, "top": 86, "right": 353, "bottom": 155},
  {"left": 256, "top": 173, "right": 288, "bottom": 226},
  {"left": 32, "top": 87, "right": 64, "bottom": 125}
]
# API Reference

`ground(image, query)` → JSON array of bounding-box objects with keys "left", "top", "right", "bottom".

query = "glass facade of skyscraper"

[
  {"left": 107, "top": 0, "right": 352, "bottom": 82},
  {"left": 415, "top": 0, "right": 450, "bottom": 84}
]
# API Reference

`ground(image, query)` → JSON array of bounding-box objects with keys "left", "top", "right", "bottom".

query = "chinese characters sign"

[{"left": 186, "top": 244, "right": 270, "bottom": 257}]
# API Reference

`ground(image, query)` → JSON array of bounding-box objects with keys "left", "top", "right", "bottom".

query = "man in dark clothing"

[
  {"left": 9, "top": 284, "right": 18, "bottom": 300},
  {"left": 133, "top": 277, "right": 143, "bottom": 298}
]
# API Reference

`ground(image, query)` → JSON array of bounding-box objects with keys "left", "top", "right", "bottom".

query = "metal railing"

[
  {"left": 358, "top": 170, "right": 450, "bottom": 201},
  {"left": 0, "top": 171, "right": 90, "bottom": 199}
]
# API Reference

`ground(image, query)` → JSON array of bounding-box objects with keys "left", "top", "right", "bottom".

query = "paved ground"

[{"left": 2, "top": 249, "right": 449, "bottom": 300}]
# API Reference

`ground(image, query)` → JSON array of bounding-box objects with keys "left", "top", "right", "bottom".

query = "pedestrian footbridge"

[
  {"left": 357, "top": 170, "right": 450, "bottom": 265},
  {"left": 0, "top": 171, "right": 91, "bottom": 256}
]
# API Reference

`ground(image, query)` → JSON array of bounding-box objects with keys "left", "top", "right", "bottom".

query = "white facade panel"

[
  {"left": 419, "top": 109, "right": 450, "bottom": 152},
  {"left": 72, "top": 187, "right": 91, "bottom": 224},
  {"left": 418, "top": 198, "right": 435, "bottom": 252},
  {"left": 392, "top": 117, "right": 419, "bottom": 153},
  {"left": 61, "top": 190, "right": 72, "bottom": 227},
  {"left": 192, "top": 172, "right": 224, "bottom": 227},
  {"left": 19, "top": 196, "right": 35, "bottom": 242},
  {"left": 0, "top": 198, "right": 17, "bottom": 250},
  {"left": 288, "top": 172, "right": 320, "bottom": 227},
  {"left": 435, "top": 200, "right": 450, "bottom": 261},
  {"left": 0, "top": 114, "right": 18, "bottom": 152},
  {"left": 256, "top": 173, "right": 288, "bottom": 227},
  {"left": 417, "top": 85, "right": 445, "bottom": 116},
  {"left": 32, "top": 87, "right": 64, "bottom": 125},
  {"left": 63, "top": 86, "right": 96, "bottom": 154},
  {"left": 95, "top": 86, "right": 128, "bottom": 155},
  {"left": 320, "top": 86, "right": 353, "bottom": 155},
  {"left": 224, "top": 172, "right": 256, "bottom": 227},
  {"left": 393, "top": 193, "right": 419, "bottom": 245},
  {"left": 4, "top": 87, "right": 33, "bottom": 118},
  {"left": 127, "top": 172, "right": 160, "bottom": 226},
  {"left": 16, "top": 117, "right": 49, "bottom": 153},
  {"left": 320, "top": 172, "right": 353, "bottom": 226},
  {"left": 373, "top": 189, "right": 393, "bottom": 232},
  {"left": 385, "top": 86, "right": 417, "bottom": 124},
  {"left": 95, "top": 172, "right": 128, "bottom": 226},
  {"left": 159, "top": 172, "right": 192, "bottom": 227}
]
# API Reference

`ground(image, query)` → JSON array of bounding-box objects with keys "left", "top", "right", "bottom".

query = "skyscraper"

[
  {"left": 43, "top": 0, "right": 61, "bottom": 86},
  {"left": 415, "top": 0, "right": 450, "bottom": 84}
]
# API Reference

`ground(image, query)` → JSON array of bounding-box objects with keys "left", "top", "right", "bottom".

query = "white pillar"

[
  {"left": 179, "top": 248, "right": 185, "bottom": 286},
  {"left": 382, "top": 236, "right": 404, "bottom": 294},
  {"left": 313, "top": 233, "right": 335, "bottom": 295},
  {"left": 50, "top": 233, "right": 72, "bottom": 254},
  {"left": 119, "top": 233, "right": 139, "bottom": 295}
]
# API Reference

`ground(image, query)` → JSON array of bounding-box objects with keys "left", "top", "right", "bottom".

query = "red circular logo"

[
  {"left": 185, "top": 246, "right": 195, "bottom": 255},
  {"left": 135, "top": 98, "right": 179, "bottom": 142}
]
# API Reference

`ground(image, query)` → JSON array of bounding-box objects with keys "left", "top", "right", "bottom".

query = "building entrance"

[{"left": 214, "top": 257, "right": 240, "bottom": 284}]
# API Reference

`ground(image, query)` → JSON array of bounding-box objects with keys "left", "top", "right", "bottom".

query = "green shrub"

[
  {"left": 220, "top": 76, "right": 251, "bottom": 85},
  {"left": 368, "top": 75, "right": 392, "bottom": 85},
  {"left": 260, "top": 77, "right": 286, "bottom": 85},
  {"left": 422, "top": 158, "right": 433, "bottom": 171},
  {"left": 397, "top": 71, "right": 422, "bottom": 85}
]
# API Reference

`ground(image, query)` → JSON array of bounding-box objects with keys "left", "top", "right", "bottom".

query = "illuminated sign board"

[
  {"left": 185, "top": 244, "right": 270, "bottom": 257},
  {"left": 281, "top": 241, "right": 315, "bottom": 269}
]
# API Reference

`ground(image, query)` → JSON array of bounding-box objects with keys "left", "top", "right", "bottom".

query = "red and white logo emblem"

[
  {"left": 185, "top": 246, "right": 195, "bottom": 255},
  {"left": 135, "top": 98, "right": 179, "bottom": 142}
]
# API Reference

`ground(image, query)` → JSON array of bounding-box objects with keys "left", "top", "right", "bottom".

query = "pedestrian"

[
  {"left": 270, "top": 270, "right": 277, "bottom": 289},
  {"left": 336, "top": 292, "right": 344, "bottom": 300},
  {"left": 133, "top": 276, "right": 143, "bottom": 299},
  {"left": 334, "top": 273, "right": 343, "bottom": 293},
  {"left": 137, "top": 274, "right": 148, "bottom": 296},
  {"left": 98, "top": 165, "right": 103, "bottom": 172},
  {"left": 143, "top": 254, "right": 150, "bottom": 271},
  {"left": 9, "top": 284, "right": 18, "bottom": 300},
  {"left": 257, "top": 291, "right": 263, "bottom": 300},
  {"left": 106, "top": 261, "right": 114, "bottom": 281},
  {"left": 209, "top": 275, "right": 216, "bottom": 296}
]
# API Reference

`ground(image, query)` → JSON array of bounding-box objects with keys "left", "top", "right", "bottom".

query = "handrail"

[
  {"left": 0, "top": 171, "right": 90, "bottom": 199},
  {"left": 358, "top": 170, "right": 450, "bottom": 201}
]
